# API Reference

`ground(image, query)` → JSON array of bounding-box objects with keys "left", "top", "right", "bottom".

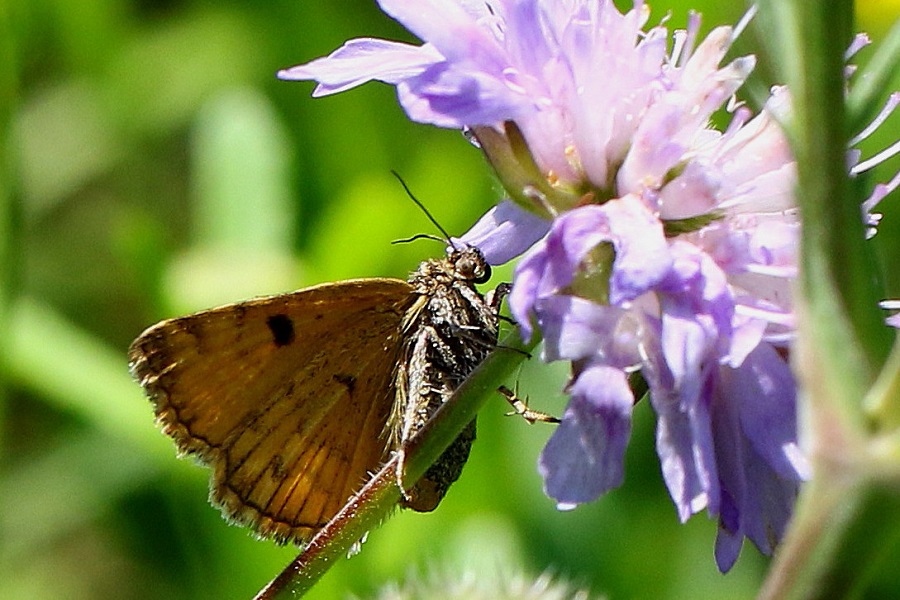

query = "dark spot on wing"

[
  {"left": 333, "top": 373, "right": 356, "bottom": 394},
  {"left": 266, "top": 314, "right": 295, "bottom": 347}
]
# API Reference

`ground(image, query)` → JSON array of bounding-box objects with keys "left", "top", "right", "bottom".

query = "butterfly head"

[{"left": 448, "top": 245, "right": 492, "bottom": 284}]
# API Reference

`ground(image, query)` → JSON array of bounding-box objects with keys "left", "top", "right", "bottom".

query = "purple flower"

[
  {"left": 512, "top": 192, "right": 806, "bottom": 570},
  {"left": 282, "top": 0, "right": 898, "bottom": 572}
]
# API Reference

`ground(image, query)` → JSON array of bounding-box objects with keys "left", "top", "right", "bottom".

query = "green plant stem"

[
  {"left": 253, "top": 456, "right": 402, "bottom": 600},
  {"left": 254, "top": 329, "right": 538, "bottom": 599},
  {"left": 784, "top": 0, "right": 891, "bottom": 412},
  {"left": 759, "top": 434, "right": 900, "bottom": 600},
  {"left": 756, "top": 0, "right": 900, "bottom": 597}
]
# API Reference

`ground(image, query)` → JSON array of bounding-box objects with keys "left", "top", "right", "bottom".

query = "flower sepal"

[{"left": 472, "top": 123, "right": 586, "bottom": 217}]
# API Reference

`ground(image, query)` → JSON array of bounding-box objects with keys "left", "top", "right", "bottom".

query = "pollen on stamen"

[{"left": 563, "top": 144, "right": 581, "bottom": 172}]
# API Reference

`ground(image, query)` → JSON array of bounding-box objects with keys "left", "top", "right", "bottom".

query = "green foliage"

[{"left": 1, "top": 1, "right": 898, "bottom": 599}]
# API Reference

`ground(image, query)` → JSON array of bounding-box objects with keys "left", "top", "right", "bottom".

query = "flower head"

[{"left": 281, "top": 0, "right": 897, "bottom": 573}]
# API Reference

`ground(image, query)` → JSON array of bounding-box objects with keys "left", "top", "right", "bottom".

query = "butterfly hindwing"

[{"left": 128, "top": 279, "right": 412, "bottom": 543}]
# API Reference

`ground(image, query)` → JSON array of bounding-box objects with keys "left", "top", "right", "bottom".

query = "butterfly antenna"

[
  {"left": 391, "top": 170, "right": 454, "bottom": 244},
  {"left": 391, "top": 233, "right": 445, "bottom": 245}
]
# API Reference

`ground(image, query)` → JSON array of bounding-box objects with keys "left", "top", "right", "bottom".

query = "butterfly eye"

[
  {"left": 455, "top": 257, "right": 475, "bottom": 278},
  {"left": 473, "top": 262, "right": 491, "bottom": 284},
  {"left": 455, "top": 250, "right": 492, "bottom": 283}
]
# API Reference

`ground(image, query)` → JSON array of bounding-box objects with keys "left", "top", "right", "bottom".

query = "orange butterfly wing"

[{"left": 128, "top": 279, "right": 412, "bottom": 543}]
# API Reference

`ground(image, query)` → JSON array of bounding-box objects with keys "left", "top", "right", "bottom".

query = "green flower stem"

[
  {"left": 255, "top": 329, "right": 538, "bottom": 599},
  {"left": 760, "top": 463, "right": 900, "bottom": 600},
  {"left": 756, "top": 1, "right": 900, "bottom": 597},
  {"left": 253, "top": 456, "right": 402, "bottom": 600},
  {"left": 774, "top": 0, "right": 891, "bottom": 404}
]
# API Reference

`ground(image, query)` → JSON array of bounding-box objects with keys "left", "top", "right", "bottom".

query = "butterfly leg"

[
  {"left": 485, "top": 282, "right": 511, "bottom": 312},
  {"left": 394, "top": 324, "right": 445, "bottom": 498},
  {"left": 498, "top": 384, "right": 560, "bottom": 424},
  {"left": 395, "top": 323, "right": 478, "bottom": 512}
]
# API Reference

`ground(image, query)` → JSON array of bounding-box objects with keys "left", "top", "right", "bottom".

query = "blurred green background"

[{"left": 2, "top": 1, "right": 898, "bottom": 599}]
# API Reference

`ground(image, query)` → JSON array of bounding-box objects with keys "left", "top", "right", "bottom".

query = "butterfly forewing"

[{"left": 128, "top": 279, "right": 413, "bottom": 543}]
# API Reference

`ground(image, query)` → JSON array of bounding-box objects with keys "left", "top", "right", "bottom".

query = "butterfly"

[{"left": 128, "top": 243, "right": 506, "bottom": 545}]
